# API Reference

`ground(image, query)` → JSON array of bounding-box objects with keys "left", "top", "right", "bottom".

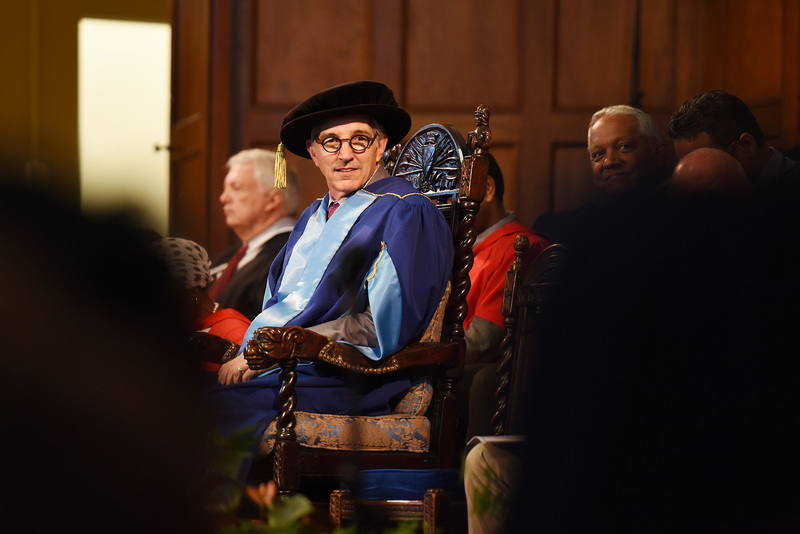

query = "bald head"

[{"left": 669, "top": 147, "right": 748, "bottom": 197}]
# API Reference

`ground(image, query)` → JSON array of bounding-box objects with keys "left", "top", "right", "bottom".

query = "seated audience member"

[
  {"left": 668, "top": 90, "right": 799, "bottom": 188},
  {"left": 150, "top": 237, "right": 251, "bottom": 383},
  {"left": 208, "top": 149, "right": 298, "bottom": 320},
  {"left": 464, "top": 437, "right": 524, "bottom": 534},
  {"left": 207, "top": 81, "right": 453, "bottom": 478},
  {"left": 534, "top": 104, "right": 667, "bottom": 244},
  {"left": 458, "top": 153, "right": 549, "bottom": 440},
  {"left": 668, "top": 147, "right": 748, "bottom": 198},
  {"left": 465, "top": 153, "right": 549, "bottom": 364}
]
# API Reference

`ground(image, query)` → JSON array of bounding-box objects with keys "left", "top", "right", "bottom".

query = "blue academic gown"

[{"left": 208, "top": 173, "right": 453, "bottom": 473}]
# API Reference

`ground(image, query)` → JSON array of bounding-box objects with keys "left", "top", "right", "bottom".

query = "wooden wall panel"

[
  {"left": 172, "top": 3, "right": 208, "bottom": 123},
  {"left": 518, "top": 0, "right": 558, "bottom": 225},
  {"left": 171, "top": 146, "right": 208, "bottom": 242},
  {"left": 1, "top": 1, "right": 33, "bottom": 183},
  {"left": 239, "top": 0, "right": 401, "bottom": 229},
  {"left": 693, "top": 0, "right": 792, "bottom": 149},
  {"left": 169, "top": 0, "right": 210, "bottom": 244},
  {"left": 555, "top": 0, "right": 636, "bottom": 110},
  {"left": 721, "top": 0, "right": 783, "bottom": 103},
  {"left": 519, "top": 0, "right": 800, "bottom": 222},
  {"left": 552, "top": 145, "right": 597, "bottom": 210},
  {"left": 781, "top": 0, "right": 800, "bottom": 146},
  {"left": 403, "top": 0, "right": 523, "bottom": 217},
  {"left": 253, "top": 0, "right": 373, "bottom": 106},
  {"left": 673, "top": 0, "right": 708, "bottom": 105},
  {"left": 170, "top": 0, "right": 235, "bottom": 256},
  {"left": 207, "top": 0, "right": 236, "bottom": 254},
  {"left": 522, "top": 0, "right": 644, "bottom": 219},
  {"left": 405, "top": 0, "right": 521, "bottom": 110},
  {"left": 171, "top": 0, "right": 800, "bottom": 255},
  {"left": 639, "top": 0, "right": 677, "bottom": 112}
]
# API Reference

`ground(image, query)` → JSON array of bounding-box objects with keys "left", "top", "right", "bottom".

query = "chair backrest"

[
  {"left": 492, "top": 239, "right": 571, "bottom": 435},
  {"left": 391, "top": 124, "right": 468, "bottom": 225},
  {"left": 387, "top": 112, "right": 489, "bottom": 465},
  {"left": 390, "top": 119, "right": 488, "bottom": 348}
]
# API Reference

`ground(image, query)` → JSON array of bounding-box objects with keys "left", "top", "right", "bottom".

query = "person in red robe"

[
  {"left": 150, "top": 237, "right": 251, "bottom": 376},
  {"left": 460, "top": 153, "right": 550, "bottom": 440}
]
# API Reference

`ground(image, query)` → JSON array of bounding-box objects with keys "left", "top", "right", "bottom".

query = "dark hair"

[
  {"left": 668, "top": 90, "right": 765, "bottom": 149},
  {"left": 486, "top": 152, "right": 505, "bottom": 202}
]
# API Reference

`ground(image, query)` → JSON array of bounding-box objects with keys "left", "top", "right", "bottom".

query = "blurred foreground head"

[{"left": 669, "top": 147, "right": 748, "bottom": 198}]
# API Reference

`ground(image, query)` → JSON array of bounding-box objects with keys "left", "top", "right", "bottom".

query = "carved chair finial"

[
  {"left": 382, "top": 143, "right": 403, "bottom": 173},
  {"left": 467, "top": 104, "right": 491, "bottom": 156}
]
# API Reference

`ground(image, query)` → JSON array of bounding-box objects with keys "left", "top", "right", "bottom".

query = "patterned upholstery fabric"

[
  {"left": 258, "top": 413, "right": 431, "bottom": 455},
  {"left": 392, "top": 376, "right": 434, "bottom": 416},
  {"left": 418, "top": 282, "right": 449, "bottom": 343},
  {"left": 256, "top": 284, "right": 449, "bottom": 457}
]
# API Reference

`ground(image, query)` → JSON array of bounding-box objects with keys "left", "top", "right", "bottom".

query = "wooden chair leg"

[
  {"left": 329, "top": 489, "right": 351, "bottom": 528},
  {"left": 424, "top": 488, "right": 450, "bottom": 534},
  {"left": 329, "top": 487, "right": 453, "bottom": 533},
  {"left": 273, "top": 439, "right": 300, "bottom": 494}
]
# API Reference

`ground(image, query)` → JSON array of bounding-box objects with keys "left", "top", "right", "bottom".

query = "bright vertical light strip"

[{"left": 78, "top": 18, "right": 171, "bottom": 235}]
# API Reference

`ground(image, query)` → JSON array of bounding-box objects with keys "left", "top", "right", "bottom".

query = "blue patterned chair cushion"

[
  {"left": 256, "top": 284, "right": 448, "bottom": 456},
  {"left": 417, "top": 281, "right": 449, "bottom": 343},
  {"left": 392, "top": 377, "right": 434, "bottom": 415},
  {"left": 258, "top": 413, "right": 431, "bottom": 455}
]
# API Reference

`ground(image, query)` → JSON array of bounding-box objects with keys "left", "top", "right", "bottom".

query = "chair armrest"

[
  {"left": 244, "top": 326, "right": 461, "bottom": 374},
  {"left": 244, "top": 326, "right": 330, "bottom": 370},
  {"left": 188, "top": 331, "right": 239, "bottom": 365}
]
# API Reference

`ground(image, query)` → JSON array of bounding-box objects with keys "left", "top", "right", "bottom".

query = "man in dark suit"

[
  {"left": 668, "top": 90, "right": 799, "bottom": 189},
  {"left": 208, "top": 149, "right": 298, "bottom": 320}
]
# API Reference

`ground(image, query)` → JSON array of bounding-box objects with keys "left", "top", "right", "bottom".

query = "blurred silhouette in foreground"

[
  {"left": 0, "top": 179, "right": 214, "bottom": 534},
  {"left": 669, "top": 147, "right": 748, "bottom": 198},
  {"left": 506, "top": 145, "right": 800, "bottom": 532}
]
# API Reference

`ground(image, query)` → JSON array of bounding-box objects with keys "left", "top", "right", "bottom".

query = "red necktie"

[
  {"left": 207, "top": 242, "right": 248, "bottom": 301},
  {"left": 328, "top": 201, "right": 340, "bottom": 219}
]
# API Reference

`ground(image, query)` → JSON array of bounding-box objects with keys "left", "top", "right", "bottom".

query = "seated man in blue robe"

[{"left": 208, "top": 81, "right": 454, "bottom": 476}]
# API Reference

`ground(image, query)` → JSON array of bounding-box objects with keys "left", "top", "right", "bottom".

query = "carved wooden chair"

[
  {"left": 491, "top": 238, "right": 571, "bottom": 436},
  {"left": 243, "top": 107, "right": 491, "bottom": 501}
]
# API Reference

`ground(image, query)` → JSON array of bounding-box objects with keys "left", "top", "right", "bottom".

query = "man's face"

[
  {"left": 307, "top": 115, "right": 389, "bottom": 201},
  {"left": 673, "top": 132, "right": 717, "bottom": 160},
  {"left": 588, "top": 114, "right": 657, "bottom": 195},
  {"left": 219, "top": 163, "right": 273, "bottom": 237}
]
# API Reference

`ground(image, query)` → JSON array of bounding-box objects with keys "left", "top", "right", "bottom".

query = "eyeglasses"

[{"left": 315, "top": 133, "right": 377, "bottom": 154}]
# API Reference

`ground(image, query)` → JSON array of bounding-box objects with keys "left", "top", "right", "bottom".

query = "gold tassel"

[{"left": 274, "top": 142, "right": 287, "bottom": 189}]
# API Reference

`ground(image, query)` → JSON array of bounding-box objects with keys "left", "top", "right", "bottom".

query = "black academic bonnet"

[{"left": 279, "top": 80, "right": 412, "bottom": 159}]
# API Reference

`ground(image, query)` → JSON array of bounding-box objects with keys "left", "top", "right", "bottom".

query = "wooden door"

[{"left": 169, "top": 0, "right": 234, "bottom": 257}]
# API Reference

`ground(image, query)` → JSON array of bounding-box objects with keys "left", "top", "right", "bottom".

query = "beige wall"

[{"left": 0, "top": 0, "right": 170, "bottom": 207}]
